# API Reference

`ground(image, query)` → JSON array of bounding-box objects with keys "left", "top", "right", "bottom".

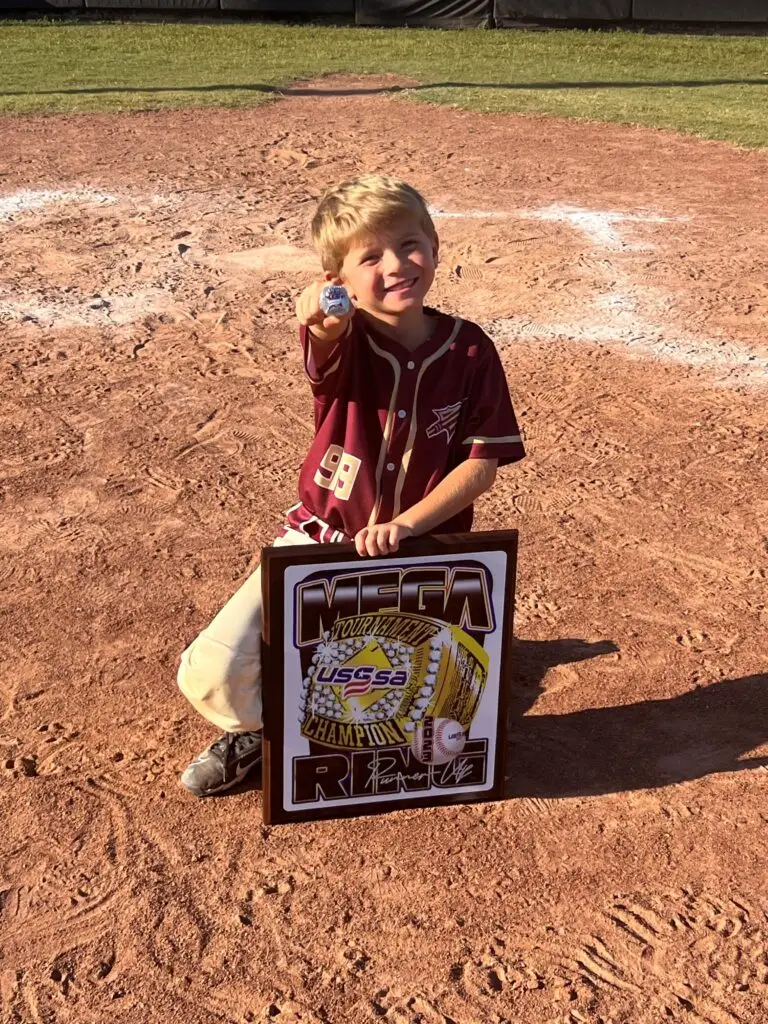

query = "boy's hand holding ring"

[
  {"left": 320, "top": 284, "right": 351, "bottom": 319},
  {"left": 296, "top": 278, "right": 353, "bottom": 340}
]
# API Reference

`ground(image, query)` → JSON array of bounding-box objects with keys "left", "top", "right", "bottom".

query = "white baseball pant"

[{"left": 177, "top": 528, "right": 318, "bottom": 733}]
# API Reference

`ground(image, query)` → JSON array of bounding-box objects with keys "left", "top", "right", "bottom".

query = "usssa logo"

[{"left": 315, "top": 664, "right": 408, "bottom": 698}]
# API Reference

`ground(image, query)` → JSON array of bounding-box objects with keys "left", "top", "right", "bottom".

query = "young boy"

[{"left": 177, "top": 174, "right": 525, "bottom": 796}]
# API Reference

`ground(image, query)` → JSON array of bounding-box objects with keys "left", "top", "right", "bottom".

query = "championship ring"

[
  {"left": 298, "top": 612, "right": 489, "bottom": 755},
  {"left": 319, "top": 284, "right": 351, "bottom": 318}
]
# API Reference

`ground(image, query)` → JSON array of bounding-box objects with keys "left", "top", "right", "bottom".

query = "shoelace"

[{"left": 228, "top": 732, "right": 261, "bottom": 759}]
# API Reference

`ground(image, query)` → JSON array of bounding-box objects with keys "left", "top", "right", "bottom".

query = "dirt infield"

[{"left": 1, "top": 77, "right": 767, "bottom": 1024}]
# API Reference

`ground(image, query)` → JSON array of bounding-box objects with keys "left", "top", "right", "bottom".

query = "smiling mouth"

[{"left": 385, "top": 278, "right": 418, "bottom": 294}]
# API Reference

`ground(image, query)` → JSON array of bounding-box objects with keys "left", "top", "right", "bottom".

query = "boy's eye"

[{"left": 361, "top": 254, "right": 379, "bottom": 265}]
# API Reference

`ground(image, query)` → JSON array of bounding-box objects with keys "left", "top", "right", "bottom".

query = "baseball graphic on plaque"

[{"left": 411, "top": 718, "right": 467, "bottom": 765}]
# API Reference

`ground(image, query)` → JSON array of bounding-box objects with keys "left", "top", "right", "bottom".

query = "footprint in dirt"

[
  {"left": 563, "top": 889, "right": 768, "bottom": 1022},
  {"left": 368, "top": 987, "right": 458, "bottom": 1024}
]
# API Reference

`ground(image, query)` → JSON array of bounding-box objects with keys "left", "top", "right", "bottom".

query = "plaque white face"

[{"left": 281, "top": 549, "right": 508, "bottom": 813}]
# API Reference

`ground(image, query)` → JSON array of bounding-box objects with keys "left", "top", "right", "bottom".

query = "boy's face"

[{"left": 338, "top": 219, "right": 438, "bottom": 321}]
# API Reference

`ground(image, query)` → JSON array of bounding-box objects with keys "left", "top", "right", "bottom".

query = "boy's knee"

[{"left": 177, "top": 634, "right": 263, "bottom": 732}]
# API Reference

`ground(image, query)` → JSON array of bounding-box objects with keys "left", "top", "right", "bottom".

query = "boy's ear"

[
  {"left": 330, "top": 269, "right": 355, "bottom": 300},
  {"left": 325, "top": 269, "right": 351, "bottom": 293}
]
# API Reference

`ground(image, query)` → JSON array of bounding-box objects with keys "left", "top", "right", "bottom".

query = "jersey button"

[
  {"left": 397, "top": 409, "right": 407, "bottom": 419},
  {"left": 386, "top": 462, "right": 396, "bottom": 471},
  {"left": 407, "top": 361, "right": 415, "bottom": 370}
]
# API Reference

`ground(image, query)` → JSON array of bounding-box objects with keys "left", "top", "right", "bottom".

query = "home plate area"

[{"left": 2, "top": 87, "right": 767, "bottom": 1024}]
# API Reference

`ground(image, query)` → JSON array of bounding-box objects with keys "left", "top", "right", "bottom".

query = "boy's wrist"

[
  {"left": 306, "top": 321, "right": 348, "bottom": 345},
  {"left": 306, "top": 323, "right": 336, "bottom": 342},
  {"left": 392, "top": 515, "right": 418, "bottom": 534}
]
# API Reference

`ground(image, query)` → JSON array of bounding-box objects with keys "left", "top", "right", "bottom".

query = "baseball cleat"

[{"left": 180, "top": 730, "right": 262, "bottom": 797}]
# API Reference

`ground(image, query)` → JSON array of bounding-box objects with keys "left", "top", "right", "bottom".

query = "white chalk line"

[
  {"left": 486, "top": 313, "right": 768, "bottom": 387},
  {"left": 0, "top": 189, "right": 117, "bottom": 222},
  {"left": 488, "top": 266, "right": 768, "bottom": 389},
  {"left": 430, "top": 203, "right": 686, "bottom": 250},
  {"left": 0, "top": 290, "right": 168, "bottom": 329},
  {"left": 433, "top": 203, "right": 767, "bottom": 387},
  {"left": 520, "top": 204, "right": 686, "bottom": 250},
  {"left": 1, "top": 190, "right": 763, "bottom": 386}
]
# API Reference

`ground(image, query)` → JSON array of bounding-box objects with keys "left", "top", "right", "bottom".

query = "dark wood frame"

[{"left": 261, "top": 530, "right": 518, "bottom": 825}]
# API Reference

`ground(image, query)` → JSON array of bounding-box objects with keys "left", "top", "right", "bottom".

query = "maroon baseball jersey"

[{"left": 284, "top": 308, "right": 525, "bottom": 542}]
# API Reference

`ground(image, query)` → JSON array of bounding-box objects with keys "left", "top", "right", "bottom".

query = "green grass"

[{"left": 1, "top": 20, "right": 768, "bottom": 146}]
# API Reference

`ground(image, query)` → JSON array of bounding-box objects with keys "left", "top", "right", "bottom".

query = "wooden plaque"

[{"left": 261, "top": 530, "right": 518, "bottom": 825}]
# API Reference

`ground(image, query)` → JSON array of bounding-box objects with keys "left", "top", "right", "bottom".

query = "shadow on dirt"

[
  {"left": 506, "top": 641, "right": 767, "bottom": 798},
  {"left": 216, "top": 641, "right": 767, "bottom": 805}
]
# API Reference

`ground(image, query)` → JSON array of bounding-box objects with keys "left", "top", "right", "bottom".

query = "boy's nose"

[{"left": 382, "top": 249, "right": 406, "bottom": 276}]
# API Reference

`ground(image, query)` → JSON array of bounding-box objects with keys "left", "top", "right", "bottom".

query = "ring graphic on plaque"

[{"left": 261, "top": 531, "right": 518, "bottom": 824}]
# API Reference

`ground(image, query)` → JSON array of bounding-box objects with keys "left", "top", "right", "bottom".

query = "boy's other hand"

[
  {"left": 296, "top": 276, "right": 353, "bottom": 343},
  {"left": 354, "top": 522, "right": 414, "bottom": 558}
]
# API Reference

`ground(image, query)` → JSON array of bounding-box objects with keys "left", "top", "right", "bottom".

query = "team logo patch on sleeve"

[{"left": 426, "top": 401, "right": 464, "bottom": 443}]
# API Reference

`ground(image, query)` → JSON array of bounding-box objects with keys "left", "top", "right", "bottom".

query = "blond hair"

[{"left": 311, "top": 174, "right": 437, "bottom": 275}]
